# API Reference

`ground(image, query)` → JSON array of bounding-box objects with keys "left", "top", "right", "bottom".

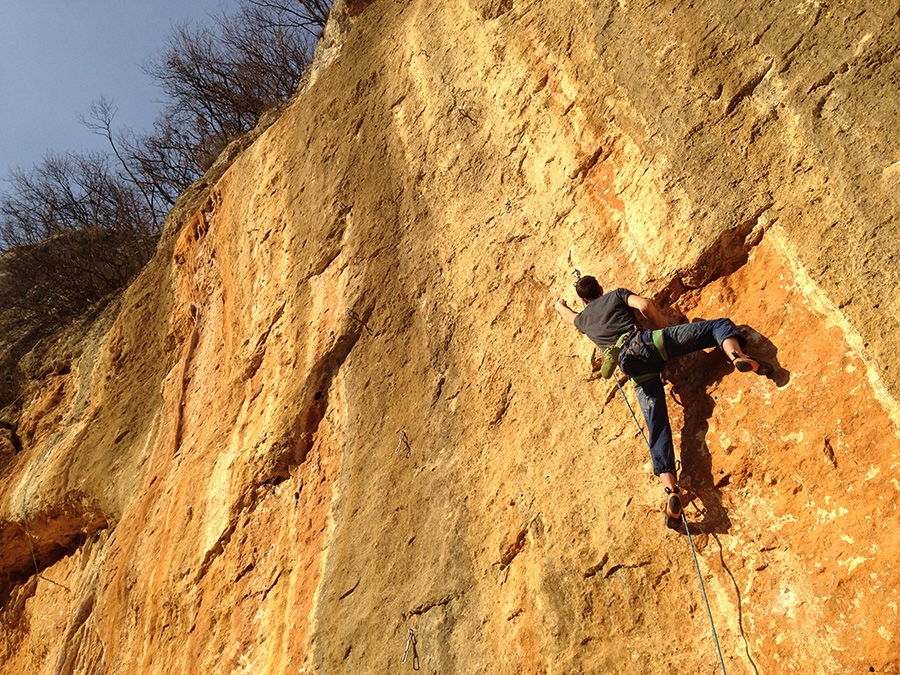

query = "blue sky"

[{"left": 0, "top": 0, "right": 240, "bottom": 180}]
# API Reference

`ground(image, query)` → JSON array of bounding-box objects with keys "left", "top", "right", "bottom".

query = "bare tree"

[
  {"left": 243, "top": 0, "right": 331, "bottom": 37},
  {"left": 0, "top": 0, "right": 332, "bottom": 323},
  {"left": 0, "top": 152, "right": 159, "bottom": 319},
  {"left": 138, "top": 2, "right": 318, "bottom": 196},
  {"left": 0, "top": 152, "right": 156, "bottom": 250},
  {"left": 80, "top": 98, "right": 170, "bottom": 228},
  {"left": 86, "top": 1, "right": 330, "bottom": 217}
]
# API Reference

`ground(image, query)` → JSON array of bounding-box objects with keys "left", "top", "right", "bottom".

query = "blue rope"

[
  {"left": 614, "top": 376, "right": 728, "bottom": 675},
  {"left": 614, "top": 377, "right": 650, "bottom": 448},
  {"left": 682, "top": 515, "right": 728, "bottom": 674}
]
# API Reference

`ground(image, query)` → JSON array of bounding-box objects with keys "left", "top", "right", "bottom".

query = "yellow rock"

[{"left": 1, "top": 0, "right": 899, "bottom": 673}]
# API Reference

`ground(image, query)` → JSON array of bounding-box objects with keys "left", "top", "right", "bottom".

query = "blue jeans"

[{"left": 617, "top": 319, "right": 744, "bottom": 476}]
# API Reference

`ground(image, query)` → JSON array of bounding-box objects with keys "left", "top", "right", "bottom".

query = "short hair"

[{"left": 575, "top": 276, "right": 602, "bottom": 300}]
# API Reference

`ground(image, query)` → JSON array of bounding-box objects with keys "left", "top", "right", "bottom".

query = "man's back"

[{"left": 573, "top": 287, "right": 636, "bottom": 348}]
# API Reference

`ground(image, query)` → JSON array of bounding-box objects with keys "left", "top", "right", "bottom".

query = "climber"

[{"left": 554, "top": 274, "right": 761, "bottom": 525}]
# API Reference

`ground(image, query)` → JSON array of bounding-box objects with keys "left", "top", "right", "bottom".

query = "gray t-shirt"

[{"left": 573, "top": 287, "right": 638, "bottom": 348}]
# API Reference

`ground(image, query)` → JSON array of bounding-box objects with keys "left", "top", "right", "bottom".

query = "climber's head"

[{"left": 575, "top": 275, "right": 602, "bottom": 302}]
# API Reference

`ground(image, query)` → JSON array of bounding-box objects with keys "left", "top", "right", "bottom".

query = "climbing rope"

[
  {"left": 613, "top": 380, "right": 728, "bottom": 675},
  {"left": 18, "top": 522, "right": 71, "bottom": 592},
  {"left": 613, "top": 377, "right": 650, "bottom": 448},
  {"left": 682, "top": 513, "right": 729, "bottom": 674}
]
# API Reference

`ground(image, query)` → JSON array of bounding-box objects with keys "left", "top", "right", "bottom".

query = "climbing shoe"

[
  {"left": 664, "top": 486, "right": 683, "bottom": 520},
  {"left": 733, "top": 354, "right": 776, "bottom": 376},
  {"left": 731, "top": 353, "right": 760, "bottom": 373},
  {"left": 664, "top": 494, "right": 684, "bottom": 532},
  {"left": 665, "top": 495, "right": 683, "bottom": 520}
]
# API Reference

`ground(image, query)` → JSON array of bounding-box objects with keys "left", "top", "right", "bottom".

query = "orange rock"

[{"left": 1, "top": 1, "right": 899, "bottom": 673}]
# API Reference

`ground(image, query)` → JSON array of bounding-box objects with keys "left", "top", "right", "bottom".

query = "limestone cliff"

[{"left": 2, "top": 1, "right": 900, "bottom": 673}]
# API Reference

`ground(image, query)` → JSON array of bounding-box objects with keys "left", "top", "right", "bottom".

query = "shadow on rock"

[
  {"left": 665, "top": 349, "right": 732, "bottom": 535},
  {"left": 664, "top": 324, "right": 787, "bottom": 535},
  {"left": 737, "top": 323, "right": 790, "bottom": 387}
]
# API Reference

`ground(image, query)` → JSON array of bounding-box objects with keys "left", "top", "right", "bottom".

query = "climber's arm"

[
  {"left": 554, "top": 299, "right": 579, "bottom": 327},
  {"left": 627, "top": 294, "right": 671, "bottom": 329}
]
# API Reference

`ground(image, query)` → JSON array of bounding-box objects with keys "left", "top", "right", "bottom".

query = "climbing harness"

[
  {"left": 613, "top": 380, "right": 728, "bottom": 675},
  {"left": 621, "top": 329, "right": 669, "bottom": 385}
]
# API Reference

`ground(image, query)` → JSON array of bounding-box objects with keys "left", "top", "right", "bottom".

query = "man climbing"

[{"left": 554, "top": 275, "right": 761, "bottom": 525}]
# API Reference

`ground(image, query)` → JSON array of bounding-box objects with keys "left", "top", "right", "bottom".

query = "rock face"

[{"left": 2, "top": 1, "right": 900, "bottom": 673}]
